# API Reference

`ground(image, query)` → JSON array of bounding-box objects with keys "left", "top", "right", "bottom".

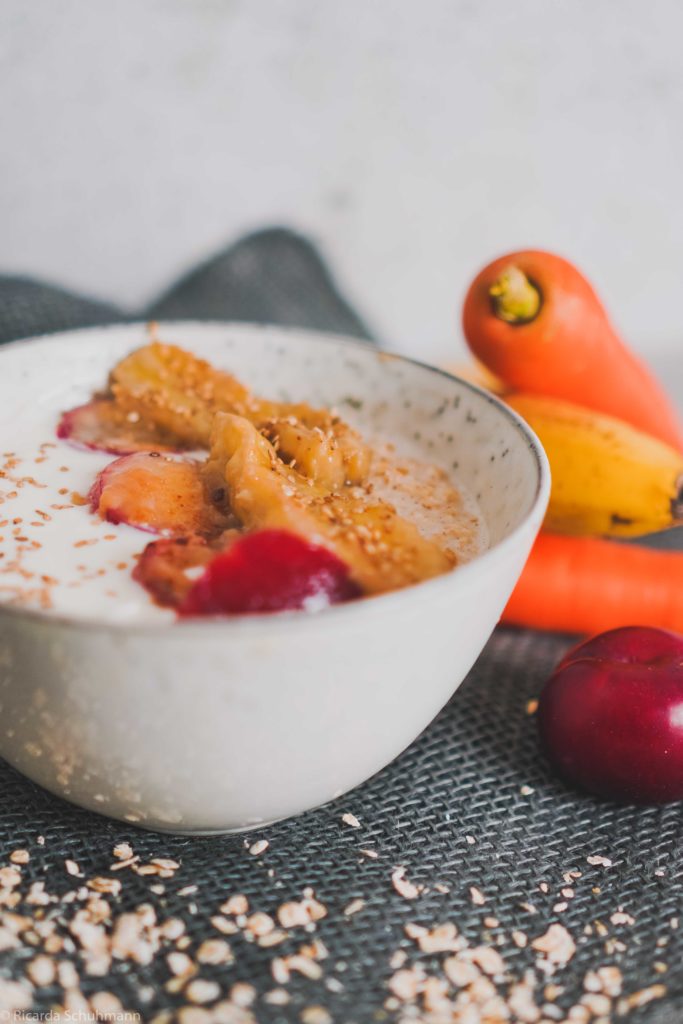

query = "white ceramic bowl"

[{"left": 0, "top": 323, "right": 549, "bottom": 833}]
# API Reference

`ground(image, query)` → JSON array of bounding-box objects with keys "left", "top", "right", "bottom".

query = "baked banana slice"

[
  {"left": 204, "top": 413, "right": 455, "bottom": 595},
  {"left": 110, "top": 342, "right": 371, "bottom": 485}
]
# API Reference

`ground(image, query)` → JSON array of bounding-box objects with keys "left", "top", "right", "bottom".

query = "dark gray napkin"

[
  {"left": 0, "top": 229, "right": 679, "bottom": 1022},
  {"left": 0, "top": 228, "right": 372, "bottom": 346}
]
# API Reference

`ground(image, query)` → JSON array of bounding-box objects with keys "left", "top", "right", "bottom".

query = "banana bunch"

[{"left": 506, "top": 394, "right": 683, "bottom": 538}]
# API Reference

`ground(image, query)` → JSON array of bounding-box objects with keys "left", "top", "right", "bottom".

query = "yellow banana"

[{"left": 506, "top": 393, "right": 683, "bottom": 538}]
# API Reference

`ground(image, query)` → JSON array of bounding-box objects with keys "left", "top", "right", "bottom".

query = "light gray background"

[{"left": 2, "top": 0, "right": 682, "bottom": 365}]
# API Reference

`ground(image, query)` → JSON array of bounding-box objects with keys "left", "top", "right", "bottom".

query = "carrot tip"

[{"left": 489, "top": 265, "right": 541, "bottom": 324}]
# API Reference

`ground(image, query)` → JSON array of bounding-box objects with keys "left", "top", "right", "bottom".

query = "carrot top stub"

[
  {"left": 489, "top": 265, "right": 542, "bottom": 324},
  {"left": 462, "top": 249, "right": 683, "bottom": 451}
]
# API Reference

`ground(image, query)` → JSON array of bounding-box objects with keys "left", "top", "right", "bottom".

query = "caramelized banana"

[
  {"left": 110, "top": 342, "right": 255, "bottom": 447},
  {"left": 109, "top": 342, "right": 371, "bottom": 485},
  {"left": 204, "top": 413, "right": 455, "bottom": 595},
  {"left": 262, "top": 417, "right": 347, "bottom": 490}
]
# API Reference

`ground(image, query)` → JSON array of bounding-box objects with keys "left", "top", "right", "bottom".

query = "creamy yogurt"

[{"left": 0, "top": 429, "right": 487, "bottom": 624}]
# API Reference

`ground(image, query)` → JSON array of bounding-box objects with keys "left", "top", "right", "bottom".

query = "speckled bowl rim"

[{"left": 0, "top": 321, "right": 551, "bottom": 635}]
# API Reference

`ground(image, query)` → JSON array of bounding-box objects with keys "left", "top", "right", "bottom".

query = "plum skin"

[
  {"left": 537, "top": 626, "right": 683, "bottom": 804},
  {"left": 179, "top": 529, "right": 361, "bottom": 616}
]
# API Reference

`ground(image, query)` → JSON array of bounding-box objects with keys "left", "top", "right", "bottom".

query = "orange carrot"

[
  {"left": 462, "top": 250, "right": 683, "bottom": 451},
  {"left": 502, "top": 532, "right": 683, "bottom": 635}
]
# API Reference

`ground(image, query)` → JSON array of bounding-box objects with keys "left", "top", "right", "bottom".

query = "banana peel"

[{"left": 506, "top": 393, "right": 683, "bottom": 538}]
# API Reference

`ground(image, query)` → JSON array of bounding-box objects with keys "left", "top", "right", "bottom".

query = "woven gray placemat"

[{"left": 0, "top": 230, "right": 680, "bottom": 1022}]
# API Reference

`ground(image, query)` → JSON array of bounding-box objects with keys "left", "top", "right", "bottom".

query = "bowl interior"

[{"left": 0, "top": 321, "right": 544, "bottom": 556}]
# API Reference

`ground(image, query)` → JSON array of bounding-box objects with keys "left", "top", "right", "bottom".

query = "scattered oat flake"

[
  {"left": 360, "top": 848, "right": 378, "bottom": 859},
  {"left": 0, "top": 979, "right": 32, "bottom": 1012},
  {"left": 246, "top": 911, "right": 275, "bottom": 936},
  {"left": 617, "top": 983, "right": 666, "bottom": 1013},
  {"left": 520, "top": 784, "right": 535, "bottom": 796},
  {"left": 416, "top": 922, "right": 460, "bottom": 954},
  {"left": 271, "top": 956, "right": 291, "bottom": 985},
  {"left": 211, "top": 915, "right": 238, "bottom": 936},
  {"left": 526, "top": 698, "right": 539, "bottom": 714},
  {"left": 229, "top": 982, "right": 256, "bottom": 1007},
  {"left": 9, "top": 849, "right": 29, "bottom": 865},
  {"left": 288, "top": 953, "right": 323, "bottom": 980},
  {"left": 264, "top": 988, "right": 290, "bottom": 1005},
  {"left": 470, "top": 886, "right": 486, "bottom": 906},
  {"left": 391, "top": 866, "right": 421, "bottom": 900},
  {"left": 341, "top": 812, "right": 361, "bottom": 829},
  {"left": 88, "top": 876, "right": 121, "bottom": 896},
  {"left": 113, "top": 842, "right": 134, "bottom": 860},
  {"left": 469, "top": 945, "right": 506, "bottom": 976},
  {"left": 167, "top": 951, "right": 194, "bottom": 977},
  {"left": 27, "top": 955, "right": 56, "bottom": 986},
  {"left": 221, "top": 894, "right": 249, "bottom": 916},
  {"left": 185, "top": 979, "right": 221, "bottom": 1005},
  {"left": 389, "top": 966, "right": 424, "bottom": 1001},
  {"left": 151, "top": 857, "right": 180, "bottom": 871},
  {"left": 249, "top": 839, "right": 269, "bottom": 856},
  {"left": 177, "top": 885, "right": 198, "bottom": 896},
  {"left": 301, "top": 1007, "right": 332, "bottom": 1024},
  {"left": 610, "top": 910, "right": 635, "bottom": 926},
  {"left": 444, "top": 955, "right": 480, "bottom": 988},
  {"left": 344, "top": 898, "right": 365, "bottom": 917},
  {"left": 197, "top": 939, "right": 233, "bottom": 965},
  {"left": 531, "top": 923, "right": 576, "bottom": 967},
  {"left": 587, "top": 855, "right": 613, "bottom": 867},
  {"left": 277, "top": 899, "right": 326, "bottom": 928},
  {"left": 65, "top": 858, "right": 82, "bottom": 876}
]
